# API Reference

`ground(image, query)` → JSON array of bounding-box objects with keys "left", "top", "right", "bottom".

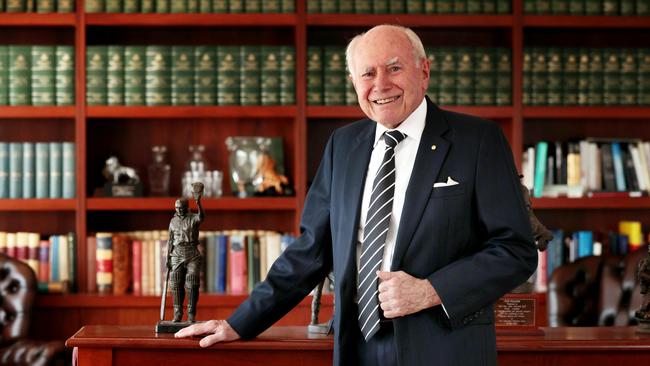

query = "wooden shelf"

[
  {"left": 0, "top": 106, "right": 76, "bottom": 119},
  {"left": 532, "top": 197, "right": 650, "bottom": 209},
  {"left": 87, "top": 197, "right": 297, "bottom": 211},
  {"left": 86, "top": 105, "right": 297, "bottom": 119},
  {"left": 307, "top": 14, "right": 514, "bottom": 27},
  {"left": 0, "top": 13, "right": 76, "bottom": 26},
  {"left": 85, "top": 13, "right": 297, "bottom": 26},
  {"left": 523, "top": 15, "right": 650, "bottom": 28},
  {"left": 0, "top": 199, "right": 76, "bottom": 211},
  {"left": 307, "top": 105, "right": 513, "bottom": 119},
  {"left": 524, "top": 106, "right": 650, "bottom": 119}
]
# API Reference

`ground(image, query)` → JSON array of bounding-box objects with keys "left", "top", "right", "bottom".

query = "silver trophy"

[{"left": 225, "top": 136, "right": 271, "bottom": 198}]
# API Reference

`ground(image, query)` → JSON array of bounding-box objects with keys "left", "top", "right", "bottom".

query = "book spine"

[
  {"left": 551, "top": 0, "right": 567, "bottom": 13},
  {"left": 338, "top": 0, "right": 353, "bottom": 12},
  {"left": 22, "top": 142, "right": 34, "bottom": 199},
  {"left": 187, "top": 0, "right": 198, "bottom": 12},
  {"left": 9, "top": 46, "right": 31, "bottom": 106},
  {"left": 105, "top": 0, "right": 122, "bottom": 12},
  {"left": 217, "top": 234, "right": 228, "bottom": 293},
  {"left": 323, "top": 46, "right": 345, "bottom": 106},
  {"left": 426, "top": 48, "right": 439, "bottom": 103},
  {"left": 620, "top": 0, "right": 634, "bottom": 14},
  {"left": 619, "top": 49, "right": 637, "bottom": 105},
  {"left": 474, "top": 48, "right": 495, "bottom": 106},
  {"left": 171, "top": 46, "right": 195, "bottom": 106},
  {"left": 240, "top": 45, "right": 261, "bottom": 106},
  {"left": 467, "top": 0, "right": 482, "bottom": 13},
  {"left": 5, "top": 0, "right": 25, "bottom": 11},
  {"left": 496, "top": 0, "right": 511, "bottom": 12},
  {"left": 261, "top": 0, "right": 280, "bottom": 12},
  {"left": 638, "top": 49, "right": 650, "bottom": 105},
  {"left": 306, "top": 46, "right": 323, "bottom": 105},
  {"left": 577, "top": 48, "right": 590, "bottom": 105},
  {"left": 38, "top": 239, "right": 50, "bottom": 283},
  {"left": 562, "top": 48, "right": 579, "bottom": 105},
  {"left": 546, "top": 47, "right": 562, "bottom": 106},
  {"left": 194, "top": 46, "right": 216, "bottom": 105},
  {"left": 112, "top": 234, "right": 131, "bottom": 295},
  {"left": 280, "top": 46, "right": 295, "bottom": 105},
  {"left": 603, "top": 0, "right": 618, "bottom": 14},
  {"left": 212, "top": 0, "right": 227, "bottom": 12},
  {"left": 260, "top": 46, "right": 281, "bottom": 106},
  {"left": 0, "top": 46, "right": 7, "bottom": 105},
  {"left": 132, "top": 240, "right": 142, "bottom": 295},
  {"left": 36, "top": 0, "right": 55, "bottom": 14},
  {"left": 455, "top": 48, "right": 474, "bottom": 105},
  {"left": 496, "top": 48, "right": 511, "bottom": 105},
  {"left": 205, "top": 234, "right": 215, "bottom": 292},
  {"left": 123, "top": 0, "right": 138, "bottom": 12},
  {"left": 229, "top": 0, "right": 243, "bottom": 12},
  {"left": 107, "top": 45, "right": 125, "bottom": 106},
  {"left": 588, "top": 48, "right": 603, "bottom": 105},
  {"left": 603, "top": 48, "right": 620, "bottom": 106},
  {"left": 85, "top": 0, "right": 104, "bottom": 12},
  {"left": 145, "top": 46, "right": 171, "bottom": 106},
  {"left": 217, "top": 46, "right": 240, "bottom": 106},
  {"left": 522, "top": 48, "right": 532, "bottom": 105},
  {"left": 171, "top": 0, "right": 187, "bottom": 12},
  {"left": 228, "top": 233, "right": 247, "bottom": 294},
  {"left": 49, "top": 142, "right": 62, "bottom": 198},
  {"left": 536, "top": 0, "right": 551, "bottom": 13},
  {"left": 638, "top": 0, "right": 650, "bottom": 14},
  {"left": 611, "top": 142, "right": 627, "bottom": 192},
  {"left": 373, "top": 0, "right": 388, "bottom": 13},
  {"left": 141, "top": 0, "right": 153, "bottom": 12},
  {"left": 306, "top": 0, "right": 319, "bottom": 13},
  {"left": 67, "top": 232, "right": 76, "bottom": 291},
  {"left": 124, "top": 46, "right": 146, "bottom": 106},
  {"left": 0, "top": 143, "right": 8, "bottom": 198},
  {"left": 86, "top": 46, "right": 107, "bottom": 106},
  {"left": 533, "top": 141, "right": 548, "bottom": 198},
  {"left": 281, "top": 0, "right": 294, "bottom": 12},
  {"left": 96, "top": 233, "right": 113, "bottom": 294},
  {"left": 55, "top": 46, "right": 75, "bottom": 106},
  {"left": 320, "top": 0, "right": 337, "bottom": 12},
  {"left": 9, "top": 143, "right": 22, "bottom": 199},
  {"left": 531, "top": 47, "right": 548, "bottom": 105},
  {"left": 48, "top": 235, "right": 58, "bottom": 281},
  {"left": 156, "top": 0, "right": 170, "bottom": 12},
  {"left": 31, "top": 46, "right": 55, "bottom": 106},
  {"left": 15, "top": 232, "right": 28, "bottom": 264},
  {"left": 438, "top": 48, "right": 456, "bottom": 105},
  {"left": 62, "top": 142, "right": 75, "bottom": 198},
  {"left": 390, "top": 0, "right": 407, "bottom": 13},
  {"left": 453, "top": 0, "right": 467, "bottom": 13},
  {"left": 569, "top": 0, "right": 585, "bottom": 13}
]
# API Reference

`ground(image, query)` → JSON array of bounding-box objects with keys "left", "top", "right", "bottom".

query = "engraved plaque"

[{"left": 495, "top": 297, "right": 536, "bottom": 327}]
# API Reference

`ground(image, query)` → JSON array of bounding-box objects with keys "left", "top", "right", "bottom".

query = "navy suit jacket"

[{"left": 228, "top": 97, "right": 538, "bottom": 366}]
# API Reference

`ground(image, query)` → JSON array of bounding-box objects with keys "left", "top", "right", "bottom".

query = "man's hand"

[
  {"left": 377, "top": 271, "right": 441, "bottom": 318},
  {"left": 174, "top": 320, "right": 240, "bottom": 347}
]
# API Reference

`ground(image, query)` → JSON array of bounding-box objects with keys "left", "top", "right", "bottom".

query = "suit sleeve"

[
  {"left": 227, "top": 134, "right": 336, "bottom": 339},
  {"left": 428, "top": 122, "right": 538, "bottom": 329}
]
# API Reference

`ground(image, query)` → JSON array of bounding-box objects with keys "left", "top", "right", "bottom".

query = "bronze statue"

[{"left": 636, "top": 246, "right": 650, "bottom": 332}]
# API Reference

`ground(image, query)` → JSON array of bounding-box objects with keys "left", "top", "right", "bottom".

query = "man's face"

[
  {"left": 350, "top": 27, "right": 429, "bottom": 129},
  {"left": 175, "top": 201, "right": 187, "bottom": 216}
]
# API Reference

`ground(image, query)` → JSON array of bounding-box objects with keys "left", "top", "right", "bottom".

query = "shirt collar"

[{"left": 373, "top": 97, "right": 427, "bottom": 147}]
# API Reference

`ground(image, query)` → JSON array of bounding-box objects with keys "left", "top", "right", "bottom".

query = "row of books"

[
  {"left": 308, "top": 46, "right": 512, "bottom": 106},
  {"left": 87, "top": 45, "right": 295, "bottom": 106},
  {"left": 523, "top": 139, "right": 650, "bottom": 198},
  {"left": 89, "top": 230, "right": 295, "bottom": 296},
  {"left": 0, "top": 45, "right": 75, "bottom": 106},
  {"left": 524, "top": 47, "right": 650, "bottom": 106},
  {"left": 524, "top": 0, "right": 650, "bottom": 15},
  {"left": 307, "top": 0, "right": 512, "bottom": 13},
  {"left": 0, "top": 142, "right": 76, "bottom": 199},
  {"left": 534, "top": 222, "right": 645, "bottom": 292},
  {"left": 85, "top": 0, "right": 295, "bottom": 13},
  {"left": 0, "top": 232, "right": 76, "bottom": 293},
  {"left": 0, "top": 0, "right": 74, "bottom": 12}
]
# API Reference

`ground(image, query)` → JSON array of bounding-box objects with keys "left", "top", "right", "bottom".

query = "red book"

[
  {"left": 228, "top": 233, "right": 248, "bottom": 294},
  {"left": 132, "top": 240, "right": 142, "bottom": 296},
  {"left": 38, "top": 240, "right": 50, "bottom": 283},
  {"left": 112, "top": 234, "right": 131, "bottom": 295}
]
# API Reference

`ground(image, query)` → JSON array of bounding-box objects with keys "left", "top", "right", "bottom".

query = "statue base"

[
  {"left": 636, "top": 319, "right": 650, "bottom": 333},
  {"left": 155, "top": 320, "right": 204, "bottom": 333},
  {"left": 307, "top": 320, "right": 333, "bottom": 335},
  {"left": 104, "top": 182, "right": 143, "bottom": 197}
]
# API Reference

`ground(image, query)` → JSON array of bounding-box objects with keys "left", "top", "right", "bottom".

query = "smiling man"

[{"left": 175, "top": 25, "right": 537, "bottom": 366}]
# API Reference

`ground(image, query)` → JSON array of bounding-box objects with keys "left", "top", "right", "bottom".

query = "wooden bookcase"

[{"left": 0, "top": 0, "right": 648, "bottom": 341}]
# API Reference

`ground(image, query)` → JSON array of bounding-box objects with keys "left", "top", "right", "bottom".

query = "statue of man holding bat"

[{"left": 166, "top": 183, "right": 205, "bottom": 323}]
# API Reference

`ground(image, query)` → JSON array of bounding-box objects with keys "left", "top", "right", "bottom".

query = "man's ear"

[{"left": 348, "top": 74, "right": 357, "bottom": 90}]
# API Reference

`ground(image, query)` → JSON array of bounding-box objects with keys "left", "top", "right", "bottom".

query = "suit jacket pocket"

[{"left": 431, "top": 183, "right": 466, "bottom": 198}]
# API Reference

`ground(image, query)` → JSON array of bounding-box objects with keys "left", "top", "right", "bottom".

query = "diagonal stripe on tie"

[{"left": 357, "top": 129, "right": 406, "bottom": 341}]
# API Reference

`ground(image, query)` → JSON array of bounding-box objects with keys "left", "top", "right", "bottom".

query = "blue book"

[
  {"left": 49, "top": 142, "right": 62, "bottom": 198},
  {"left": 35, "top": 143, "right": 49, "bottom": 198},
  {"left": 62, "top": 142, "right": 75, "bottom": 198},
  {"left": 546, "top": 229, "right": 564, "bottom": 280},
  {"left": 577, "top": 231, "right": 594, "bottom": 258},
  {"left": 9, "top": 142, "right": 22, "bottom": 198},
  {"left": 0, "top": 143, "right": 8, "bottom": 198},
  {"left": 216, "top": 234, "right": 228, "bottom": 293},
  {"left": 22, "top": 142, "right": 34, "bottom": 198},
  {"left": 50, "top": 235, "right": 60, "bottom": 282},
  {"left": 611, "top": 142, "right": 627, "bottom": 192},
  {"left": 533, "top": 141, "right": 548, "bottom": 198}
]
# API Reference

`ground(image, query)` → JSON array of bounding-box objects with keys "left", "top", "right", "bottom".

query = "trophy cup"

[{"left": 225, "top": 136, "right": 271, "bottom": 198}]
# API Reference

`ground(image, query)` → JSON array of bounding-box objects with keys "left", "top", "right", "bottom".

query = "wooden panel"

[
  {"left": 0, "top": 14, "right": 76, "bottom": 26},
  {"left": 0, "top": 211, "right": 75, "bottom": 233},
  {"left": 0, "top": 118, "right": 74, "bottom": 141}
]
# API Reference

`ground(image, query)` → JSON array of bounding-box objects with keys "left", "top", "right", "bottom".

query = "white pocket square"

[{"left": 433, "top": 176, "right": 460, "bottom": 188}]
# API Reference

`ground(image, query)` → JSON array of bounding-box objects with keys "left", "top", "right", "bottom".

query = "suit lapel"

[{"left": 391, "top": 100, "right": 450, "bottom": 271}]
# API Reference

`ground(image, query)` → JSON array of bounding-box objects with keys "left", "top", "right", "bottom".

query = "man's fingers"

[
  {"left": 198, "top": 332, "right": 225, "bottom": 348},
  {"left": 175, "top": 320, "right": 218, "bottom": 338}
]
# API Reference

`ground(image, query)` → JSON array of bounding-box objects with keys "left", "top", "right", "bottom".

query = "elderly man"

[{"left": 176, "top": 24, "right": 537, "bottom": 366}]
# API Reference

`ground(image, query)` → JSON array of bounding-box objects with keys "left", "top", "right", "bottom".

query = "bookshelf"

[{"left": 0, "top": 0, "right": 647, "bottom": 341}]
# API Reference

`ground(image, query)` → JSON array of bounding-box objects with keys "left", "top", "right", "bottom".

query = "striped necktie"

[{"left": 357, "top": 129, "right": 406, "bottom": 341}]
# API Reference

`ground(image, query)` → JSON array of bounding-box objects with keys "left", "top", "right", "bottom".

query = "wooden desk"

[{"left": 67, "top": 325, "right": 650, "bottom": 366}]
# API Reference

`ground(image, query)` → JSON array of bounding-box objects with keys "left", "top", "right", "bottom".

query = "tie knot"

[{"left": 383, "top": 130, "right": 406, "bottom": 149}]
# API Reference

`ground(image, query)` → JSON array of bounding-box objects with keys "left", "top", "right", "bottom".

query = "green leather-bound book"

[
  {"left": 280, "top": 46, "right": 295, "bottom": 106},
  {"left": 107, "top": 45, "right": 125, "bottom": 106},
  {"left": 602, "top": 0, "right": 618, "bottom": 14},
  {"left": 145, "top": 46, "right": 171, "bottom": 106},
  {"left": 86, "top": 46, "right": 107, "bottom": 106},
  {"left": 0, "top": 143, "right": 8, "bottom": 198},
  {"left": 281, "top": 0, "right": 294, "bottom": 12},
  {"left": 124, "top": 46, "right": 145, "bottom": 106},
  {"left": 58, "top": 0, "right": 75, "bottom": 11},
  {"left": 562, "top": 48, "right": 579, "bottom": 105},
  {"left": 35, "top": 142, "right": 49, "bottom": 199},
  {"left": 437, "top": 0, "right": 453, "bottom": 13},
  {"left": 171, "top": 0, "right": 188, "bottom": 12},
  {"left": 390, "top": 0, "right": 406, "bottom": 12},
  {"left": 438, "top": 48, "right": 456, "bottom": 105},
  {"left": 307, "top": 46, "right": 323, "bottom": 105},
  {"left": 496, "top": 48, "right": 511, "bottom": 106},
  {"left": 22, "top": 142, "right": 35, "bottom": 199},
  {"left": 584, "top": 0, "right": 601, "bottom": 14},
  {"left": 156, "top": 0, "right": 170, "bottom": 12},
  {"left": 187, "top": 0, "right": 197, "bottom": 12},
  {"left": 31, "top": 46, "right": 56, "bottom": 106},
  {"left": 240, "top": 46, "right": 260, "bottom": 105},
  {"left": 496, "top": 0, "right": 511, "bottom": 13},
  {"left": 48, "top": 142, "right": 62, "bottom": 199},
  {"left": 194, "top": 46, "right": 216, "bottom": 105},
  {"left": 569, "top": 0, "right": 584, "bottom": 13},
  {"left": 455, "top": 48, "right": 474, "bottom": 105},
  {"left": 62, "top": 142, "right": 75, "bottom": 199},
  {"left": 105, "top": 0, "right": 122, "bottom": 12},
  {"left": 522, "top": 49, "right": 532, "bottom": 105},
  {"left": 425, "top": 48, "right": 439, "bottom": 103},
  {"left": 323, "top": 46, "right": 345, "bottom": 106},
  {"left": 261, "top": 46, "right": 281, "bottom": 105},
  {"left": 339, "top": 0, "right": 353, "bottom": 12},
  {"left": 212, "top": 0, "right": 227, "bottom": 12},
  {"left": 85, "top": 0, "right": 104, "bottom": 12},
  {"left": 229, "top": 0, "right": 243, "bottom": 12},
  {"left": 407, "top": 0, "right": 424, "bottom": 13},
  {"left": 217, "top": 46, "right": 240, "bottom": 106},
  {"left": 602, "top": 48, "right": 620, "bottom": 106},
  {"left": 141, "top": 0, "right": 153, "bottom": 12},
  {"left": 587, "top": 48, "right": 603, "bottom": 105},
  {"left": 577, "top": 48, "right": 590, "bottom": 105},
  {"left": 638, "top": 0, "right": 650, "bottom": 14},
  {"left": 482, "top": 0, "right": 496, "bottom": 13},
  {"left": 0, "top": 46, "right": 8, "bottom": 105},
  {"left": 55, "top": 46, "right": 74, "bottom": 106},
  {"left": 546, "top": 47, "right": 563, "bottom": 106},
  {"left": 524, "top": 0, "right": 535, "bottom": 13},
  {"left": 36, "top": 0, "right": 55, "bottom": 12},
  {"left": 531, "top": 47, "right": 548, "bottom": 106},
  {"left": 9, "top": 143, "right": 22, "bottom": 199},
  {"left": 423, "top": 0, "right": 435, "bottom": 13},
  {"left": 199, "top": 0, "right": 209, "bottom": 12},
  {"left": 551, "top": 0, "right": 567, "bottom": 13},
  {"left": 467, "top": 0, "right": 482, "bottom": 13},
  {"left": 123, "top": 0, "right": 138, "bottom": 12},
  {"left": 9, "top": 46, "right": 31, "bottom": 106},
  {"left": 373, "top": 0, "right": 388, "bottom": 13},
  {"left": 345, "top": 68, "right": 356, "bottom": 106},
  {"left": 6, "top": 0, "right": 26, "bottom": 11},
  {"left": 306, "top": 0, "right": 319, "bottom": 12},
  {"left": 474, "top": 48, "right": 495, "bottom": 106},
  {"left": 637, "top": 49, "right": 650, "bottom": 105},
  {"left": 171, "top": 46, "right": 194, "bottom": 106},
  {"left": 620, "top": 0, "right": 634, "bottom": 14},
  {"left": 320, "top": 0, "right": 337, "bottom": 12},
  {"left": 246, "top": 0, "right": 261, "bottom": 12},
  {"left": 535, "top": 0, "right": 550, "bottom": 13}
]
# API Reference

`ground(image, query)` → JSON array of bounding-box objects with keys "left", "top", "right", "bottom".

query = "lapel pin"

[{"left": 431, "top": 144, "right": 437, "bottom": 151}]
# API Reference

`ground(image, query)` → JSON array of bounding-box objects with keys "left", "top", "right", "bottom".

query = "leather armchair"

[
  {"left": 0, "top": 254, "right": 65, "bottom": 366},
  {"left": 548, "top": 246, "right": 647, "bottom": 327}
]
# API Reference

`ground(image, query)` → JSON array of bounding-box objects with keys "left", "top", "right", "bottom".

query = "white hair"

[{"left": 345, "top": 24, "right": 427, "bottom": 79}]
